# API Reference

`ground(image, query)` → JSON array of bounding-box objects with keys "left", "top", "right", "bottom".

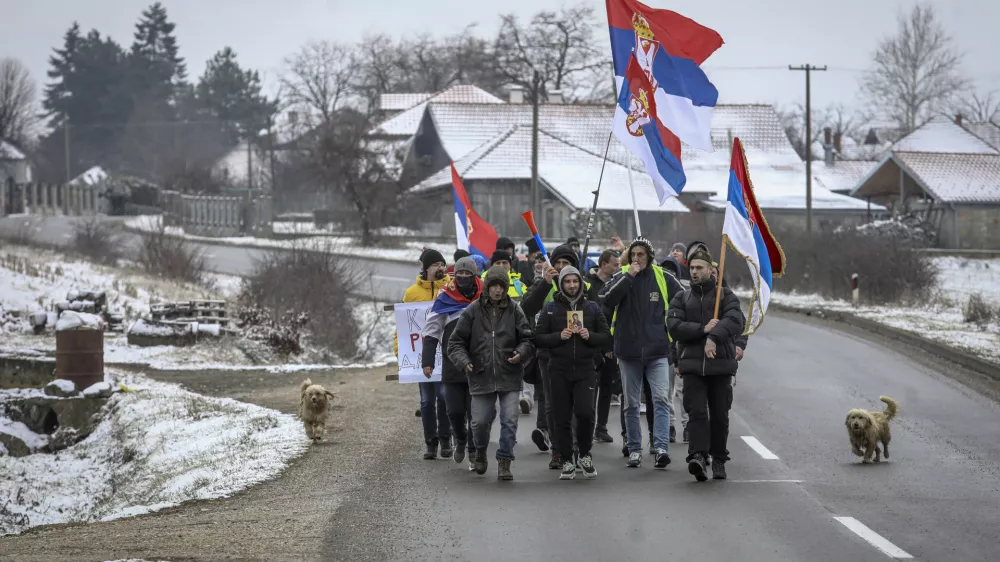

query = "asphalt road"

[{"left": 3, "top": 215, "right": 999, "bottom": 561}]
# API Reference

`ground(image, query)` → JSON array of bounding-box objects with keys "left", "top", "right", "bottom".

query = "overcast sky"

[{"left": 2, "top": 0, "right": 998, "bottom": 113}]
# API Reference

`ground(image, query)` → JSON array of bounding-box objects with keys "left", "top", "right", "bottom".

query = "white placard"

[{"left": 394, "top": 301, "right": 443, "bottom": 383}]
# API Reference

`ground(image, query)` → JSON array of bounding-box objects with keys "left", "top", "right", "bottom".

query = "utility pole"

[
  {"left": 789, "top": 64, "right": 827, "bottom": 235},
  {"left": 531, "top": 71, "right": 541, "bottom": 227},
  {"left": 64, "top": 117, "right": 71, "bottom": 184}
]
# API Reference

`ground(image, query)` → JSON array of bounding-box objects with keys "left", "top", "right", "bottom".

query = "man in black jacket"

[
  {"left": 667, "top": 245, "right": 744, "bottom": 481},
  {"left": 535, "top": 266, "right": 612, "bottom": 480},
  {"left": 448, "top": 266, "right": 535, "bottom": 481}
]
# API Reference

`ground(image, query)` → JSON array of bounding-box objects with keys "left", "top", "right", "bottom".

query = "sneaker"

[
  {"left": 474, "top": 450, "right": 488, "bottom": 475},
  {"left": 670, "top": 426, "right": 676, "bottom": 443},
  {"left": 594, "top": 427, "right": 614, "bottom": 443},
  {"left": 549, "top": 453, "right": 562, "bottom": 470},
  {"left": 654, "top": 449, "right": 671, "bottom": 469},
  {"left": 423, "top": 443, "right": 437, "bottom": 460},
  {"left": 559, "top": 461, "right": 576, "bottom": 480},
  {"left": 627, "top": 451, "right": 642, "bottom": 468},
  {"left": 688, "top": 455, "right": 708, "bottom": 482},
  {"left": 454, "top": 441, "right": 466, "bottom": 464},
  {"left": 519, "top": 397, "right": 531, "bottom": 414},
  {"left": 440, "top": 438, "right": 453, "bottom": 459},
  {"left": 682, "top": 427, "right": 689, "bottom": 443},
  {"left": 712, "top": 458, "right": 727, "bottom": 480},
  {"left": 531, "top": 429, "right": 550, "bottom": 452},
  {"left": 498, "top": 458, "right": 514, "bottom": 481},
  {"left": 580, "top": 454, "right": 597, "bottom": 479}
]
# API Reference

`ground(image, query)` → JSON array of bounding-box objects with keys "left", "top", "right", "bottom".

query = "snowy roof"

[
  {"left": 370, "top": 85, "right": 505, "bottom": 137},
  {"left": 0, "top": 140, "right": 26, "bottom": 160},
  {"left": 424, "top": 102, "right": 802, "bottom": 185},
  {"left": 893, "top": 151, "right": 1000, "bottom": 204},
  {"left": 812, "top": 161, "right": 878, "bottom": 194},
  {"left": 69, "top": 166, "right": 109, "bottom": 187},
  {"left": 891, "top": 117, "right": 999, "bottom": 155},
  {"left": 961, "top": 122, "right": 1000, "bottom": 151},
  {"left": 379, "top": 93, "right": 433, "bottom": 112},
  {"left": 413, "top": 125, "right": 689, "bottom": 214},
  {"left": 697, "top": 163, "right": 884, "bottom": 212}
]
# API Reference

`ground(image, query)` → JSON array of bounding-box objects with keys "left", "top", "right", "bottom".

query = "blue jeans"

[
  {"left": 619, "top": 357, "right": 671, "bottom": 454},
  {"left": 419, "top": 382, "right": 451, "bottom": 446},
  {"left": 471, "top": 391, "right": 519, "bottom": 460}
]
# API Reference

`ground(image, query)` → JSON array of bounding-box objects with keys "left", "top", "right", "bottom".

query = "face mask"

[{"left": 456, "top": 275, "right": 477, "bottom": 298}]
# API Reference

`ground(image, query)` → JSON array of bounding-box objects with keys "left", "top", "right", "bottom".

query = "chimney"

[
  {"left": 955, "top": 113, "right": 963, "bottom": 125},
  {"left": 833, "top": 131, "right": 843, "bottom": 156},
  {"left": 508, "top": 84, "right": 525, "bottom": 104},
  {"left": 548, "top": 89, "right": 564, "bottom": 104},
  {"left": 823, "top": 127, "right": 832, "bottom": 145},
  {"left": 823, "top": 127, "right": 833, "bottom": 166}
]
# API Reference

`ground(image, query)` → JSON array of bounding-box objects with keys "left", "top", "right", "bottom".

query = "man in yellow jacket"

[{"left": 395, "top": 249, "right": 454, "bottom": 459}]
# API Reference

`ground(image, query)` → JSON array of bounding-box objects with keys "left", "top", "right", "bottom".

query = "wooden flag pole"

[{"left": 712, "top": 235, "right": 729, "bottom": 319}]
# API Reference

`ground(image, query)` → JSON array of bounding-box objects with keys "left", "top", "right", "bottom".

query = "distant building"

[{"left": 0, "top": 139, "right": 32, "bottom": 184}]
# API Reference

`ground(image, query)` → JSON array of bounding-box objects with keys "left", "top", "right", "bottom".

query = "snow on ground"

[
  {"left": 930, "top": 256, "right": 1000, "bottom": 306},
  {"left": 0, "top": 371, "right": 311, "bottom": 536}
]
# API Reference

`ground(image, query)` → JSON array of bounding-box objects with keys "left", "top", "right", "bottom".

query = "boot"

[
  {"left": 594, "top": 427, "right": 614, "bottom": 443},
  {"left": 688, "top": 454, "right": 708, "bottom": 482},
  {"left": 423, "top": 440, "right": 437, "bottom": 460},
  {"left": 454, "top": 441, "right": 467, "bottom": 464},
  {"left": 474, "top": 450, "right": 488, "bottom": 475},
  {"left": 712, "top": 458, "right": 727, "bottom": 480},
  {"left": 439, "top": 437, "right": 453, "bottom": 459},
  {"left": 498, "top": 458, "right": 514, "bottom": 481},
  {"left": 548, "top": 453, "right": 562, "bottom": 470}
]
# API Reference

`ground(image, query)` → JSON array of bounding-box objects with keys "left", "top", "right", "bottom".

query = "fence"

[
  {"left": 1, "top": 178, "right": 102, "bottom": 217},
  {"left": 160, "top": 189, "right": 272, "bottom": 237}
]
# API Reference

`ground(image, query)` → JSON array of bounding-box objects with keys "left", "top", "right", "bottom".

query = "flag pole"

[
  {"left": 627, "top": 152, "right": 642, "bottom": 237},
  {"left": 712, "top": 235, "right": 729, "bottom": 319},
  {"left": 580, "top": 130, "right": 614, "bottom": 265}
]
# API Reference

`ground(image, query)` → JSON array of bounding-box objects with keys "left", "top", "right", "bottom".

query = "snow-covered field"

[
  {"left": 930, "top": 256, "right": 1000, "bottom": 307},
  {"left": 0, "top": 372, "right": 311, "bottom": 536}
]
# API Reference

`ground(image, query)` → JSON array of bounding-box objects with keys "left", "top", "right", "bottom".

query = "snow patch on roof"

[
  {"left": 379, "top": 93, "right": 433, "bottom": 111},
  {"left": 892, "top": 118, "right": 999, "bottom": 155},
  {"left": 895, "top": 151, "right": 1000, "bottom": 204},
  {"left": 813, "top": 161, "right": 878, "bottom": 194},
  {"left": 0, "top": 140, "right": 26, "bottom": 160},
  {"left": 961, "top": 122, "right": 1000, "bottom": 151},
  {"left": 372, "top": 85, "right": 505, "bottom": 138},
  {"left": 69, "top": 166, "right": 108, "bottom": 186}
]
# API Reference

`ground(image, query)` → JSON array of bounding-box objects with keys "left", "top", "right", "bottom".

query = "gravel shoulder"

[{"left": 0, "top": 365, "right": 419, "bottom": 562}]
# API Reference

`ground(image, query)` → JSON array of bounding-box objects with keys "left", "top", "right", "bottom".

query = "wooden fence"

[
  {"left": 1, "top": 178, "right": 102, "bottom": 217},
  {"left": 160, "top": 190, "right": 272, "bottom": 237}
]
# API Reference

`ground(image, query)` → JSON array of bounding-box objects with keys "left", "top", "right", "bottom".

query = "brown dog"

[
  {"left": 845, "top": 396, "right": 898, "bottom": 464},
  {"left": 298, "top": 378, "right": 336, "bottom": 442}
]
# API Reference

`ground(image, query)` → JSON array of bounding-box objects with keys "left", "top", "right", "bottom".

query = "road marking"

[
  {"left": 834, "top": 516, "right": 913, "bottom": 559},
  {"left": 741, "top": 436, "right": 779, "bottom": 460},
  {"left": 726, "top": 479, "right": 802, "bottom": 483}
]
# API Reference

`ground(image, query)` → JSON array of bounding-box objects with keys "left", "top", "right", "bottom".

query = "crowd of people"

[{"left": 397, "top": 234, "right": 748, "bottom": 482}]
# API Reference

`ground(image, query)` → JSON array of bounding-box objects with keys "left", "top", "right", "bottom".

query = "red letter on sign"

[{"left": 410, "top": 333, "right": 420, "bottom": 352}]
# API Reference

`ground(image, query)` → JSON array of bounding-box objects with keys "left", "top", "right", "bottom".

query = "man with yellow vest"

[
  {"left": 395, "top": 249, "right": 453, "bottom": 460},
  {"left": 599, "top": 237, "right": 682, "bottom": 470},
  {"left": 482, "top": 250, "right": 527, "bottom": 300}
]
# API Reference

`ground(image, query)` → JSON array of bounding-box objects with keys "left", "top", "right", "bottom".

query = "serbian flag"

[
  {"left": 723, "top": 137, "right": 786, "bottom": 335},
  {"left": 452, "top": 163, "right": 498, "bottom": 258},
  {"left": 612, "top": 54, "right": 686, "bottom": 203},
  {"left": 607, "top": 0, "right": 723, "bottom": 152}
]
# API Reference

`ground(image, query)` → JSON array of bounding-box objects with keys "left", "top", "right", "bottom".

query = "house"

[
  {"left": 0, "top": 139, "right": 32, "bottom": 184},
  {"left": 394, "top": 89, "right": 879, "bottom": 241},
  {"left": 851, "top": 117, "right": 1000, "bottom": 249}
]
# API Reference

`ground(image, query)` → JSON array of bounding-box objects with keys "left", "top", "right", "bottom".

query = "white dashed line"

[
  {"left": 834, "top": 516, "right": 913, "bottom": 559},
  {"left": 741, "top": 436, "right": 779, "bottom": 460}
]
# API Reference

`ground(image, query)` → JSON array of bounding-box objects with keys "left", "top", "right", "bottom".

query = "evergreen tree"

[
  {"left": 196, "top": 47, "right": 277, "bottom": 146},
  {"left": 43, "top": 22, "right": 82, "bottom": 120},
  {"left": 130, "top": 1, "right": 187, "bottom": 103}
]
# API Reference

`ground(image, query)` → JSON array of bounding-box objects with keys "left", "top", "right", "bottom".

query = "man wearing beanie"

[
  {"left": 483, "top": 249, "right": 527, "bottom": 299},
  {"left": 668, "top": 244, "right": 743, "bottom": 481},
  {"left": 422, "top": 256, "right": 483, "bottom": 471},
  {"left": 534, "top": 265, "right": 612, "bottom": 480},
  {"left": 669, "top": 242, "right": 691, "bottom": 283},
  {"left": 395, "top": 248, "right": 452, "bottom": 460},
  {"left": 448, "top": 265, "right": 534, "bottom": 481},
  {"left": 599, "top": 236, "right": 682, "bottom": 469},
  {"left": 447, "top": 249, "right": 471, "bottom": 276}
]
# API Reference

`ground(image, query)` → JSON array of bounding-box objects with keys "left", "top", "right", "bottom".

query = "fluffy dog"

[
  {"left": 845, "top": 396, "right": 898, "bottom": 464},
  {"left": 298, "top": 378, "right": 336, "bottom": 442}
]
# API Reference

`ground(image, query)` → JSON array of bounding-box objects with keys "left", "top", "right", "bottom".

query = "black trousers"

[
  {"left": 682, "top": 374, "right": 734, "bottom": 463},
  {"left": 620, "top": 373, "right": 654, "bottom": 440},
  {"left": 550, "top": 369, "right": 597, "bottom": 461},
  {"left": 594, "top": 355, "right": 617, "bottom": 430},
  {"left": 443, "top": 381, "right": 476, "bottom": 454}
]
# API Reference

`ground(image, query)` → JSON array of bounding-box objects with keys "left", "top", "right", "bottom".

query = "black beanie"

[
  {"left": 496, "top": 237, "right": 515, "bottom": 251},
  {"left": 490, "top": 249, "right": 511, "bottom": 266},
  {"left": 420, "top": 249, "right": 446, "bottom": 272},
  {"left": 453, "top": 248, "right": 470, "bottom": 262},
  {"left": 525, "top": 237, "right": 540, "bottom": 254}
]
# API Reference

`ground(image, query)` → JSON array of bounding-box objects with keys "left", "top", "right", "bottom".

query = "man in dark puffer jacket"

[
  {"left": 535, "top": 266, "right": 612, "bottom": 480},
  {"left": 448, "top": 265, "right": 535, "bottom": 481},
  {"left": 667, "top": 244, "right": 744, "bottom": 482}
]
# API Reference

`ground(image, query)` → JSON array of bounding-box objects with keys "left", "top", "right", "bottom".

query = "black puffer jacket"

[
  {"left": 447, "top": 269, "right": 535, "bottom": 395},
  {"left": 667, "top": 280, "right": 743, "bottom": 376},
  {"left": 534, "top": 280, "right": 612, "bottom": 378}
]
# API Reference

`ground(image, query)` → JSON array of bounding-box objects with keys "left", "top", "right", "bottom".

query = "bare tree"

[
  {"left": 778, "top": 103, "right": 864, "bottom": 160},
  {"left": 0, "top": 58, "right": 38, "bottom": 143},
  {"left": 952, "top": 90, "right": 1000, "bottom": 122},
  {"left": 860, "top": 3, "right": 969, "bottom": 133},
  {"left": 494, "top": 3, "right": 605, "bottom": 101},
  {"left": 282, "top": 41, "right": 358, "bottom": 126}
]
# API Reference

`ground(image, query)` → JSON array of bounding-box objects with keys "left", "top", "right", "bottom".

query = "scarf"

[{"left": 431, "top": 276, "right": 484, "bottom": 316}]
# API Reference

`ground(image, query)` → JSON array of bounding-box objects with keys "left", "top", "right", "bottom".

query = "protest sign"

[{"left": 394, "top": 301, "right": 442, "bottom": 383}]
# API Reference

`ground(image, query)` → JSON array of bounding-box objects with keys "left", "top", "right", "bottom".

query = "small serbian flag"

[
  {"left": 722, "top": 137, "right": 786, "bottom": 334},
  {"left": 606, "top": 0, "right": 723, "bottom": 152},
  {"left": 452, "top": 163, "right": 498, "bottom": 258},
  {"left": 612, "top": 53, "right": 686, "bottom": 204}
]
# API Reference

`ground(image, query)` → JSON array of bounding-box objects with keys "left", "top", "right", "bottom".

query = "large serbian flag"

[
  {"left": 612, "top": 54, "right": 686, "bottom": 204},
  {"left": 451, "top": 163, "right": 498, "bottom": 258},
  {"left": 723, "top": 137, "right": 786, "bottom": 335},
  {"left": 606, "top": 0, "right": 723, "bottom": 152}
]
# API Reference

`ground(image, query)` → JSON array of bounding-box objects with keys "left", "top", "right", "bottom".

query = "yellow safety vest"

[
  {"left": 610, "top": 264, "right": 672, "bottom": 342},
  {"left": 480, "top": 270, "right": 526, "bottom": 298}
]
